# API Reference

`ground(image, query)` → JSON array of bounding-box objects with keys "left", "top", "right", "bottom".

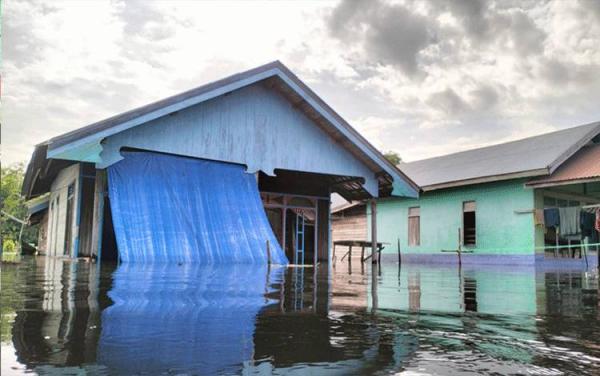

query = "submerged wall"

[
  {"left": 47, "top": 164, "right": 81, "bottom": 257},
  {"left": 374, "top": 179, "right": 536, "bottom": 259}
]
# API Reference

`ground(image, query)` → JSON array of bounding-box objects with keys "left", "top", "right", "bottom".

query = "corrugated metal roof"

[
  {"left": 399, "top": 121, "right": 600, "bottom": 190},
  {"left": 526, "top": 144, "right": 600, "bottom": 187}
]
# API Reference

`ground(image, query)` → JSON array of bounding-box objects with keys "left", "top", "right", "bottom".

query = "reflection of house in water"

[
  {"left": 10, "top": 257, "right": 598, "bottom": 374},
  {"left": 252, "top": 265, "right": 420, "bottom": 374},
  {"left": 97, "top": 262, "right": 420, "bottom": 375},
  {"left": 97, "top": 264, "right": 284, "bottom": 375},
  {"left": 11, "top": 258, "right": 111, "bottom": 370},
  {"left": 372, "top": 264, "right": 540, "bottom": 315}
]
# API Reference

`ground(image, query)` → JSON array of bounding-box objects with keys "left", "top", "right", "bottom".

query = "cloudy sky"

[{"left": 3, "top": 0, "right": 600, "bottom": 166}]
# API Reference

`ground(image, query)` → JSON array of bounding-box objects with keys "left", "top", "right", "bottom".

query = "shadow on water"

[{"left": 1, "top": 256, "right": 599, "bottom": 375}]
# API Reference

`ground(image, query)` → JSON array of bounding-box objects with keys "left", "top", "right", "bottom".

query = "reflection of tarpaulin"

[
  {"left": 107, "top": 152, "right": 288, "bottom": 264},
  {"left": 97, "top": 264, "right": 284, "bottom": 374}
]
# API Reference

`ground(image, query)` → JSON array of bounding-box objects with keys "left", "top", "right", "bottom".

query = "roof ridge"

[
  {"left": 47, "top": 60, "right": 284, "bottom": 146},
  {"left": 401, "top": 121, "right": 600, "bottom": 166}
]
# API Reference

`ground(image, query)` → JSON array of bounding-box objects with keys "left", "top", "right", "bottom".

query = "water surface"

[{"left": 1, "top": 256, "right": 599, "bottom": 375}]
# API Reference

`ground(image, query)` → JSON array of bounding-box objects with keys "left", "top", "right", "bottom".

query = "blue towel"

[{"left": 544, "top": 208, "right": 560, "bottom": 227}]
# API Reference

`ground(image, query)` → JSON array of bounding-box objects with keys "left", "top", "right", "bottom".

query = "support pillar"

[
  {"left": 371, "top": 199, "right": 378, "bottom": 264},
  {"left": 90, "top": 169, "right": 107, "bottom": 260}
]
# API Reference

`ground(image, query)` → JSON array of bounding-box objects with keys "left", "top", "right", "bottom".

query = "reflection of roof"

[
  {"left": 526, "top": 144, "right": 600, "bottom": 187},
  {"left": 400, "top": 122, "right": 600, "bottom": 191}
]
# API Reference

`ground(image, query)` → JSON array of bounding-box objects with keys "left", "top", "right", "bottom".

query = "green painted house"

[{"left": 334, "top": 122, "right": 600, "bottom": 265}]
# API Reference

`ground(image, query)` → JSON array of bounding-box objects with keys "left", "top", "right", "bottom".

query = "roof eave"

[
  {"left": 525, "top": 176, "right": 600, "bottom": 188},
  {"left": 419, "top": 168, "right": 549, "bottom": 192}
]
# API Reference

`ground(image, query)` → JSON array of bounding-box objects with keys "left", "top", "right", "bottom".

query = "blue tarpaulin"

[{"left": 107, "top": 152, "right": 287, "bottom": 264}]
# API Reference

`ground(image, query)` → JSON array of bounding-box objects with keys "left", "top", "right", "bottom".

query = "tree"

[
  {"left": 383, "top": 151, "right": 402, "bottom": 166},
  {"left": 1, "top": 163, "right": 37, "bottom": 252}
]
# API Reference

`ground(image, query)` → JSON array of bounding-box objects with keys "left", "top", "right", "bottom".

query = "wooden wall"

[
  {"left": 37, "top": 211, "right": 49, "bottom": 254},
  {"left": 331, "top": 204, "right": 367, "bottom": 243},
  {"left": 99, "top": 84, "right": 379, "bottom": 196},
  {"left": 77, "top": 168, "right": 96, "bottom": 257},
  {"left": 47, "top": 164, "right": 81, "bottom": 257}
]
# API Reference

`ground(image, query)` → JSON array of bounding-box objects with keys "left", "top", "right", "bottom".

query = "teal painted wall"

[{"left": 373, "top": 179, "right": 536, "bottom": 255}]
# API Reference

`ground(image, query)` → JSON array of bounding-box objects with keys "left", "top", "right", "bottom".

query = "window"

[
  {"left": 408, "top": 207, "right": 420, "bottom": 246},
  {"left": 463, "top": 201, "right": 476, "bottom": 246}
]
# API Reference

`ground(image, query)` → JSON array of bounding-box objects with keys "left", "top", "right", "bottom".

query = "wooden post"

[
  {"left": 348, "top": 246, "right": 352, "bottom": 267},
  {"left": 371, "top": 262, "right": 378, "bottom": 312},
  {"left": 282, "top": 208, "right": 287, "bottom": 256},
  {"left": 361, "top": 246, "right": 365, "bottom": 262},
  {"left": 397, "top": 237, "right": 402, "bottom": 266},
  {"left": 90, "top": 170, "right": 106, "bottom": 261},
  {"left": 371, "top": 199, "right": 378, "bottom": 265},
  {"left": 457, "top": 227, "right": 462, "bottom": 266},
  {"left": 266, "top": 239, "right": 271, "bottom": 265},
  {"left": 555, "top": 228, "right": 559, "bottom": 258}
]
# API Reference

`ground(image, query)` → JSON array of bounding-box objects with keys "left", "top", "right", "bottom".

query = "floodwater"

[{"left": 1, "top": 256, "right": 599, "bottom": 375}]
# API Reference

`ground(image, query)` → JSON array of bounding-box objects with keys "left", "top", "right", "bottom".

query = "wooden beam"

[{"left": 90, "top": 169, "right": 107, "bottom": 260}]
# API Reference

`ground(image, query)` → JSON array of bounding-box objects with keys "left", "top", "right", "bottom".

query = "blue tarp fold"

[{"left": 107, "top": 152, "right": 287, "bottom": 264}]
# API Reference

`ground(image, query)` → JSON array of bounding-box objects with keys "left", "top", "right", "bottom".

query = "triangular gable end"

[{"left": 45, "top": 61, "right": 419, "bottom": 199}]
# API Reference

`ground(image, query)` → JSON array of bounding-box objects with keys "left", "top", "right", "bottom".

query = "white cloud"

[{"left": 2, "top": 0, "right": 600, "bottom": 167}]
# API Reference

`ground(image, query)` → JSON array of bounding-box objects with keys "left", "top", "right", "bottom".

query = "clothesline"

[
  {"left": 582, "top": 204, "right": 600, "bottom": 208},
  {"left": 543, "top": 204, "right": 600, "bottom": 211}
]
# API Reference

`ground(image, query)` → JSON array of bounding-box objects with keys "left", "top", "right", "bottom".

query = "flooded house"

[
  {"left": 21, "top": 61, "right": 418, "bottom": 265},
  {"left": 334, "top": 122, "right": 600, "bottom": 265}
]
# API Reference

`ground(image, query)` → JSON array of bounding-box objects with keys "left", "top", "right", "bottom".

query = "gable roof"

[
  {"left": 400, "top": 121, "right": 600, "bottom": 191},
  {"left": 23, "top": 61, "right": 419, "bottom": 199},
  {"left": 526, "top": 144, "right": 600, "bottom": 188}
]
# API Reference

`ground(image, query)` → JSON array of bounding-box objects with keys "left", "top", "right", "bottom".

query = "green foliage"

[
  {"left": 383, "top": 151, "right": 402, "bottom": 166},
  {"left": 1, "top": 163, "right": 37, "bottom": 250},
  {"left": 3, "top": 239, "right": 17, "bottom": 253}
]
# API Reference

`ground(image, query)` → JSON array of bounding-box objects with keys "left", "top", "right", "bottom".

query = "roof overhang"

[
  {"left": 26, "top": 194, "right": 50, "bottom": 216},
  {"left": 526, "top": 177, "right": 600, "bottom": 189},
  {"left": 21, "top": 143, "right": 76, "bottom": 199},
  {"left": 419, "top": 168, "right": 549, "bottom": 192},
  {"left": 31, "top": 61, "right": 418, "bottom": 200}
]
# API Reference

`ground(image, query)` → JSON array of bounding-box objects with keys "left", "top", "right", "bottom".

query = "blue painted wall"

[{"left": 99, "top": 85, "right": 380, "bottom": 196}]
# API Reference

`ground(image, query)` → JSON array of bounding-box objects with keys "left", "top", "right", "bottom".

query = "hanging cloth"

[
  {"left": 558, "top": 207, "right": 581, "bottom": 236},
  {"left": 581, "top": 211, "right": 596, "bottom": 237},
  {"left": 544, "top": 208, "right": 560, "bottom": 227}
]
